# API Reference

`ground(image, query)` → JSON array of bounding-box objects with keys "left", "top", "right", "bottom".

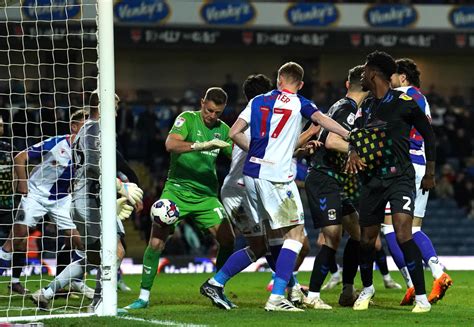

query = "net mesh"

[{"left": 0, "top": 0, "right": 99, "bottom": 320}]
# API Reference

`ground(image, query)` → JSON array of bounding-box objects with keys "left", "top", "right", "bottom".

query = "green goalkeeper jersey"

[{"left": 167, "top": 110, "right": 232, "bottom": 197}]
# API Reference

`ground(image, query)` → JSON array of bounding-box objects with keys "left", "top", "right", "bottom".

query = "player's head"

[
  {"left": 361, "top": 51, "right": 397, "bottom": 92},
  {"left": 242, "top": 74, "right": 272, "bottom": 101},
  {"left": 391, "top": 58, "right": 421, "bottom": 88},
  {"left": 346, "top": 65, "right": 365, "bottom": 92},
  {"left": 277, "top": 62, "right": 304, "bottom": 91},
  {"left": 89, "top": 90, "right": 120, "bottom": 119},
  {"left": 70, "top": 109, "right": 88, "bottom": 134},
  {"left": 200, "top": 87, "right": 227, "bottom": 127}
]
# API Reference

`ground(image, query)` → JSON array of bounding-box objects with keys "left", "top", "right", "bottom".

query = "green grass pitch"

[{"left": 1, "top": 271, "right": 473, "bottom": 326}]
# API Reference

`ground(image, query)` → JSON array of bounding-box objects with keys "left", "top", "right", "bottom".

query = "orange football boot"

[
  {"left": 428, "top": 272, "right": 453, "bottom": 304},
  {"left": 400, "top": 287, "right": 415, "bottom": 306}
]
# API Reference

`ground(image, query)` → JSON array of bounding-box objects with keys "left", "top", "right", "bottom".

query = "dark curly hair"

[
  {"left": 366, "top": 51, "right": 397, "bottom": 82},
  {"left": 242, "top": 74, "right": 273, "bottom": 101},
  {"left": 396, "top": 58, "right": 421, "bottom": 88}
]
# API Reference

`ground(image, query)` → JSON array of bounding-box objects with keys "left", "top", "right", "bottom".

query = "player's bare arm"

[
  {"left": 13, "top": 150, "right": 28, "bottom": 195},
  {"left": 310, "top": 111, "right": 350, "bottom": 140},
  {"left": 165, "top": 133, "right": 194, "bottom": 154},
  {"left": 345, "top": 144, "right": 366, "bottom": 174},
  {"left": 296, "top": 123, "right": 320, "bottom": 148},
  {"left": 229, "top": 118, "right": 249, "bottom": 152}
]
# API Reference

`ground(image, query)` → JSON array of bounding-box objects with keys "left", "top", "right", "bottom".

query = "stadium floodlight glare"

[{"left": 0, "top": 0, "right": 117, "bottom": 322}]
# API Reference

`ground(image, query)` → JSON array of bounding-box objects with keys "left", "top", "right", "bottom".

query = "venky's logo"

[
  {"left": 200, "top": 1, "right": 256, "bottom": 26},
  {"left": 449, "top": 6, "right": 474, "bottom": 29},
  {"left": 23, "top": 0, "right": 81, "bottom": 20},
  {"left": 365, "top": 4, "right": 418, "bottom": 28},
  {"left": 114, "top": 0, "right": 171, "bottom": 24},
  {"left": 286, "top": 3, "right": 339, "bottom": 27}
]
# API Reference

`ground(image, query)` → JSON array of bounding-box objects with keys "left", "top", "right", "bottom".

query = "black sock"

[
  {"left": 12, "top": 251, "right": 26, "bottom": 280},
  {"left": 375, "top": 248, "right": 389, "bottom": 276},
  {"left": 343, "top": 238, "right": 360, "bottom": 285},
  {"left": 56, "top": 245, "right": 72, "bottom": 276},
  {"left": 330, "top": 257, "right": 338, "bottom": 274},
  {"left": 309, "top": 245, "right": 336, "bottom": 292},
  {"left": 399, "top": 239, "right": 426, "bottom": 295},
  {"left": 359, "top": 242, "right": 375, "bottom": 288},
  {"left": 94, "top": 268, "right": 101, "bottom": 303}
]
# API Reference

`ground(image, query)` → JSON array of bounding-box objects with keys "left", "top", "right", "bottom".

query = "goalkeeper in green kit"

[{"left": 125, "top": 87, "right": 235, "bottom": 310}]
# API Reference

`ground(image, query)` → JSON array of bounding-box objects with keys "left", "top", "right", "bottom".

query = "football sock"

[
  {"left": 359, "top": 242, "right": 376, "bottom": 288},
  {"left": 265, "top": 251, "right": 276, "bottom": 271},
  {"left": 309, "top": 245, "right": 335, "bottom": 292},
  {"left": 56, "top": 244, "right": 72, "bottom": 276},
  {"left": 140, "top": 246, "right": 161, "bottom": 292},
  {"left": 0, "top": 246, "right": 12, "bottom": 261},
  {"left": 383, "top": 228, "right": 407, "bottom": 269},
  {"left": 212, "top": 247, "right": 255, "bottom": 286},
  {"left": 330, "top": 260, "right": 338, "bottom": 274},
  {"left": 400, "top": 266, "right": 414, "bottom": 288},
  {"left": 215, "top": 245, "right": 234, "bottom": 270},
  {"left": 375, "top": 248, "right": 389, "bottom": 276},
  {"left": 12, "top": 251, "right": 25, "bottom": 280},
  {"left": 342, "top": 238, "right": 359, "bottom": 285},
  {"left": 44, "top": 250, "right": 86, "bottom": 300},
  {"left": 399, "top": 239, "right": 426, "bottom": 295},
  {"left": 412, "top": 229, "right": 443, "bottom": 279},
  {"left": 272, "top": 240, "right": 302, "bottom": 296}
]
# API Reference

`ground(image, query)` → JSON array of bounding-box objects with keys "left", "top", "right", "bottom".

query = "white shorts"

[
  {"left": 221, "top": 182, "right": 264, "bottom": 237},
  {"left": 15, "top": 194, "right": 76, "bottom": 230},
  {"left": 243, "top": 176, "right": 305, "bottom": 230},
  {"left": 385, "top": 163, "right": 428, "bottom": 218}
]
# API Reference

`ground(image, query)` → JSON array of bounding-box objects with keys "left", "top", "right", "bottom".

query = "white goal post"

[{"left": 0, "top": 0, "right": 117, "bottom": 322}]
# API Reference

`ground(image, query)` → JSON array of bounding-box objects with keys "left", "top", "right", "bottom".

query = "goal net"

[{"left": 0, "top": 0, "right": 117, "bottom": 322}]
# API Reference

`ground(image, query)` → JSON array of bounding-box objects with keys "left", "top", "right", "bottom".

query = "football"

[{"left": 150, "top": 199, "right": 180, "bottom": 226}]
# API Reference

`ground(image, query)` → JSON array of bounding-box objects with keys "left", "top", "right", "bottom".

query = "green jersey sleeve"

[{"left": 169, "top": 112, "right": 192, "bottom": 139}]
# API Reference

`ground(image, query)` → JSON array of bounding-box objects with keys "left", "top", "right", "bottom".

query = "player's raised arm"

[
  {"left": 310, "top": 111, "right": 350, "bottom": 140},
  {"left": 229, "top": 118, "right": 249, "bottom": 152}
]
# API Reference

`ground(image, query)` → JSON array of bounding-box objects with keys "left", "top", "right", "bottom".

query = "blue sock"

[
  {"left": 272, "top": 241, "right": 302, "bottom": 296},
  {"left": 412, "top": 231, "right": 437, "bottom": 264},
  {"left": 385, "top": 231, "right": 406, "bottom": 269},
  {"left": 214, "top": 247, "right": 254, "bottom": 286},
  {"left": 268, "top": 243, "right": 298, "bottom": 287}
]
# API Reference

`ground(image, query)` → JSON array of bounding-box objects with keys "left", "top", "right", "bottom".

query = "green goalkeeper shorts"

[{"left": 161, "top": 183, "right": 228, "bottom": 230}]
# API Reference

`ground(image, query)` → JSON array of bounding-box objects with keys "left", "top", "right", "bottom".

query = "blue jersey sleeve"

[
  {"left": 27, "top": 136, "right": 65, "bottom": 160},
  {"left": 298, "top": 95, "right": 318, "bottom": 119},
  {"left": 405, "top": 87, "right": 426, "bottom": 113}
]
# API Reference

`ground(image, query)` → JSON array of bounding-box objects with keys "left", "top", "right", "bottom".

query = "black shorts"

[
  {"left": 306, "top": 170, "right": 356, "bottom": 229},
  {"left": 359, "top": 170, "right": 415, "bottom": 227}
]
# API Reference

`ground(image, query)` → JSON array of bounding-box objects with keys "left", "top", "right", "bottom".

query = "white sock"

[
  {"left": 209, "top": 277, "right": 224, "bottom": 288},
  {"left": 331, "top": 269, "right": 340, "bottom": 279},
  {"left": 0, "top": 247, "right": 12, "bottom": 261},
  {"left": 415, "top": 294, "right": 429, "bottom": 305},
  {"left": 307, "top": 291, "right": 320, "bottom": 300},
  {"left": 139, "top": 288, "right": 150, "bottom": 302},
  {"left": 382, "top": 274, "right": 392, "bottom": 281},
  {"left": 363, "top": 285, "right": 375, "bottom": 294},
  {"left": 11, "top": 277, "right": 20, "bottom": 284},
  {"left": 269, "top": 294, "right": 285, "bottom": 301},
  {"left": 400, "top": 267, "right": 414, "bottom": 288},
  {"left": 427, "top": 256, "right": 444, "bottom": 279},
  {"left": 43, "top": 287, "right": 54, "bottom": 300}
]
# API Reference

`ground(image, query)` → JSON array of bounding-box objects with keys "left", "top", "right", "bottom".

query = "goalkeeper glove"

[
  {"left": 191, "top": 139, "right": 230, "bottom": 151},
  {"left": 116, "top": 179, "right": 144, "bottom": 205},
  {"left": 117, "top": 197, "right": 134, "bottom": 221}
]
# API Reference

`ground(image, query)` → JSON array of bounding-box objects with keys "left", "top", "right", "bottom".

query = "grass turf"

[{"left": 0, "top": 270, "right": 472, "bottom": 326}]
